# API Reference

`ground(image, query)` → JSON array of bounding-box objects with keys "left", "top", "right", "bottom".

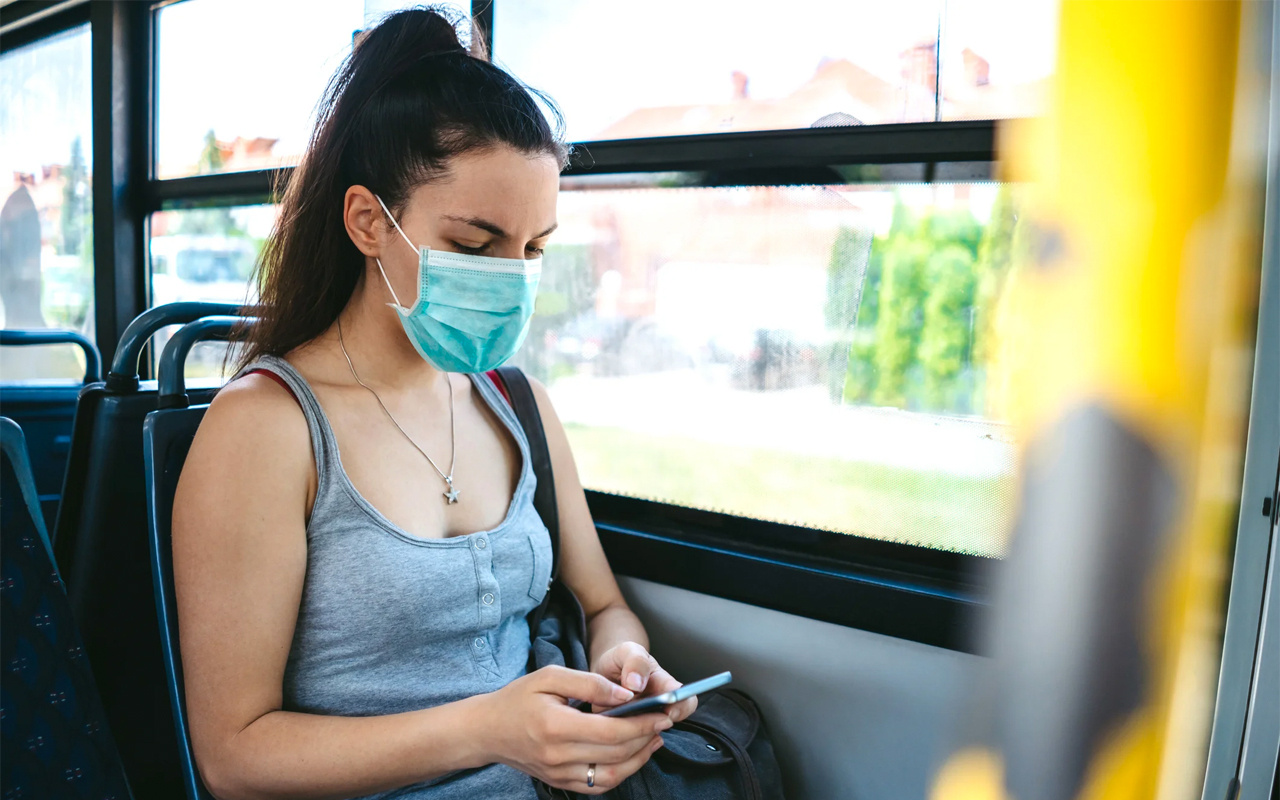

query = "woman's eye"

[
  {"left": 526, "top": 246, "right": 545, "bottom": 257},
  {"left": 451, "top": 242, "right": 487, "bottom": 255}
]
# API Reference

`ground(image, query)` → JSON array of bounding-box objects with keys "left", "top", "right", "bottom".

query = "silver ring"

[{"left": 586, "top": 763, "right": 596, "bottom": 788}]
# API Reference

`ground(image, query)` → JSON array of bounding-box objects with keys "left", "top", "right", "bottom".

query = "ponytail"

[{"left": 239, "top": 5, "right": 567, "bottom": 367}]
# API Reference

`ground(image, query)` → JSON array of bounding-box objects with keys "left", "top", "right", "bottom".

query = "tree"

[
  {"left": 176, "top": 130, "right": 241, "bottom": 237},
  {"left": 823, "top": 225, "right": 873, "bottom": 402},
  {"left": 981, "top": 205, "right": 1033, "bottom": 417},
  {"left": 918, "top": 244, "right": 977, "bottom": 410},
  {"left": 837, "top": 195, "right": 995, "bottom": 413},
  {"left": 823, "top": 226, "right": 873, "bottom": 331},
  {"left": 197, "top": 129, "right": 225, "bottom": 172},
  {"left": 59, "top": 136, "right": 89, "bottom": 257},
  {"left": 512, "top": 243, "right": 594, "bottom": 383},
  {"left": 925, "top": 207, "right": 983, "bottom": 259},
  {"left": 843, "top": 197, "right": 923, "bottom": 407},
  {"left": 839, "top": 236, "right": 885, "bottom": 404},
  {"left": 971, "top": 186, "right": 1017, "bottom": 367},
  {"left": 870, "top": 234, "right": 928, "bottom": 407}
]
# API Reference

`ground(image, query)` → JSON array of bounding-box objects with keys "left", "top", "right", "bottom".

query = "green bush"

[
  {"left": 919, "top": 244, "right": 977, "bottom": 410},
  {"left": 828, "top": 194, "right": 1010, "bottom": 415},
  {"left": 871, "top": 235, "right": 929, "bottom": 407}
]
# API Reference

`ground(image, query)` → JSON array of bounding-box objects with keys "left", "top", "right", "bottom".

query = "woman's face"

[{"left": 374, "top": 145, "right": 561, "bottom": 303}]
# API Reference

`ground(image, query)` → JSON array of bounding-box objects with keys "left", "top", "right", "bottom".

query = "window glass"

[
  {"left": 496, "top": 0, "right": 943, "bottom": 141},
  {"left": 0, "top": 25, "right": 94, "bottom": 383},
  {"left": 940, "top": 0, "right": 1058, "bottom": 120},
  {"left": 508, "top": 180, "right": 1025, "bottom": 556},
  {"left": 496, "top": 0, "right": 1057, "bottom": 140},
  {"left": 148, "top": 183, "right": 1021, "bottom": 555},
  {"left": 154, "top": 0, "right": 469, "bottom": 179},
  {"left": 149, "top": 203, "right": 277, "bottom": 379}
]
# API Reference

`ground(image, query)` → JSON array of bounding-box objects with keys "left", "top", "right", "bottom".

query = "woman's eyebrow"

[{"left": 441, "top": 215, "right": 558, "bottom": 239}]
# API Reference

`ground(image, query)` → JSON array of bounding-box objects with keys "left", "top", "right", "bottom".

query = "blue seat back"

[
  {"left": 0, "top": 328, "right": 102, "bottom": 531},
  {"left": 142, "top": 405, "right": 212, "bottom": 800},
  {"left": 142, "top": 315, "right": 247, "bottom": 800},
  {"left": 1, "top": 416, "right": 133, "bottom": 800},
  {"left": 51, "top": 303, "right": 241, "bottom": 799}
]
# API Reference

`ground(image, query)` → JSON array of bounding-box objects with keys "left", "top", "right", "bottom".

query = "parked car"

[{"left": 148, "top": 235, "right": 257, "bottom": 367}]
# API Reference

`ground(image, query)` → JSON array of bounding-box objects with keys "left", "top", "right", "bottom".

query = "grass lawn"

[{"left": 565, "top": 423, "right": 1013, "bottom": 557}]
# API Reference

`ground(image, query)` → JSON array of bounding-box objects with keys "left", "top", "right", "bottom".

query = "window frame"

[
  {"left": 8, "top": 0, "right": 1011, "bottom": 651},
  {"left": 0, "top": 1, "right": 90, "bottom": 53}
]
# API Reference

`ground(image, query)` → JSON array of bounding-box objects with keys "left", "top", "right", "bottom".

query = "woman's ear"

[{"left": 343, "top": 185, "right": 383, "bottom": 257}]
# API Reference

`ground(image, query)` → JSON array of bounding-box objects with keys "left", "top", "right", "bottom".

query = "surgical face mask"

[{"left": 374, "top": 194, "right": 541, "bottom": 373}]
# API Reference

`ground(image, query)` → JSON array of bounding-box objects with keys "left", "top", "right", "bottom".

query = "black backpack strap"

[{"left": 489, "top": 367, "right": 561, "bottom": 643}]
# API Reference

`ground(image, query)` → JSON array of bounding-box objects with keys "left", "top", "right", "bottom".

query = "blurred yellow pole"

[{"left": 931, "top": 1, "right": 1265, "bottom": 798}]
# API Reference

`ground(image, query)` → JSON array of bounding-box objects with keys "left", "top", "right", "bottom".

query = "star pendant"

[{"left": 444, "top": 485, "right": 460, "bottom": 504}]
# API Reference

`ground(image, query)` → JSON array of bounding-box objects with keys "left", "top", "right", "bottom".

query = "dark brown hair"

[{"left": 238, "top": 5, "right": 568, "bottom": 366}]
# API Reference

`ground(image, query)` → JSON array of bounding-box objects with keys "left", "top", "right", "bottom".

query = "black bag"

[{"left": 490, "top": 367, "right": 786, "bottom": 800}]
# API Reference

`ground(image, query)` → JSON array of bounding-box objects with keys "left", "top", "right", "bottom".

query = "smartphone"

[{"left": 598, "top": 671, "right": 733, "bottom": 717}]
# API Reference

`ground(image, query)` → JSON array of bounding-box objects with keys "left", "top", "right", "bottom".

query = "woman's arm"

[
  {"left": 174, "top": 376, "right": 489, "bottom": 799},
  {"left": 175, "top": 376, "right": 666, "bottom": 800},
  {"left": 525, "top": 378, "right": 646, "bottom": 662},
  {"left": 529, "top": 379, "right": 697, "bottom": 720}
]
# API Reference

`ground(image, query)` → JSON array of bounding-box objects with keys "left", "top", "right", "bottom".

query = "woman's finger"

[
  {"left": 639, "top": 665, "right": 698, "bottom": 722},
  {"left": 552, "top": 727, "right": 663, "bottom": 767},
  {"left": 536, "top": 665, "right": 633, "bottom": 708},
  {"left": 642, "top": 666, "right": 681, "bottom": 696},
  {"left": 668, "top": 694, "right": 698, "bottom": 723},
  {"left": 618, "top": 648, "right": 657, "bottom": 693},
  {"left": 551, "top": 705, "right": 671, "bottom": 746},
  {"left": 595, "top": 641, "right": 656, "bottom": 693},
  {"left": 550, "top": 734, "right": 666, "bottom": 795}
]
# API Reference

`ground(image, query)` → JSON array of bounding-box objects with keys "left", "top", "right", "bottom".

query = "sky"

[
  {"left": 152, "top": 0, "right": 469, "bottom": 176},
  {"left": 0, "top": 24, "right": 92, "bottom": 183},
  {"left": 1, "top": 0, "right": 1057, "bottom": 181},
  {"left": 496, "top": 0, "right": 1058, "bottom": 139}
]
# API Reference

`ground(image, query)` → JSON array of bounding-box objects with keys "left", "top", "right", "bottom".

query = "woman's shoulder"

[
  {"left": 173, "top": 368, "right": 317, "bottom": 533},
  {"left": 193, "top": 370, "right": 312, "bottom": 468},
  {"left": 213, "top": 368, "right": 303, "bottom": 420}
]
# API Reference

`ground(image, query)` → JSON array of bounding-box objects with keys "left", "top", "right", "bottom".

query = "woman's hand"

[
  {"left": 479, "top": 665, "right": 671, "bottom": 794},
  {"left": 591, "top": 641, "right": 698, "bottom": 724}
]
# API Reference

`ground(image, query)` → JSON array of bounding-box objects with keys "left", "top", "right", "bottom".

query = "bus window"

[
  {"left": 495, "top": 0, "right": 1056, "bottom": 141},
  {"left": 147, "top": 205, "right": 276, "bottom": 379},
  {"left": 0, "top": 23, "right": 94, "bottom": 383},
  {"left": 507, "top": 179, "right": 1021, "bottom": 557},
  {"left": 153, "top": 0, "right": 469, "bottom": 179}
]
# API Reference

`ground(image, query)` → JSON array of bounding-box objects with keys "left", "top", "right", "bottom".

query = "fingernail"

[
  {"left": 626, "top": 673, "right": 644, "bottom": 691},
  {"left": 655, "top": 718, "right": 673, "bottom": 732},
  {"left": 668, "top": 709, "right": 678, "bottom": 721},
  {"left": 613, "top": 685, "right": 634, "bottom": 701}
]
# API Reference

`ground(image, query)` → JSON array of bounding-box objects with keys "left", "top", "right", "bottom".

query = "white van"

[{"left": 149, "top": 234, "right": 257, "bottom": 307}]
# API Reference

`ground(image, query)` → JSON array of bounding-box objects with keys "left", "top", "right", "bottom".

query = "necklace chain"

[{"left": 337, "top": 319, "right": 460, "bottom": 504}]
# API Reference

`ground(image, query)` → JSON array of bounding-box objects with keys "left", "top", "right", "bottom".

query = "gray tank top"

[{"left": 236, "top": 355, "right": 549, "bottom": 799}]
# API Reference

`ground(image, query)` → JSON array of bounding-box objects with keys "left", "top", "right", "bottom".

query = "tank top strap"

[
  {"left": 469, "top": 370, "right": 535, "bottom": 490},
  {"left": 232, "top": 354, "right": 339, "bottom": 500}
]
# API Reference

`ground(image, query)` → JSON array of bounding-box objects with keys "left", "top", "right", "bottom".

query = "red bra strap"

[
  {"left": 486, "top": 369, "right": 512, "bottom": 405},
  {"left": 244, "top": 368, "right": 300, "bottom": 407}
]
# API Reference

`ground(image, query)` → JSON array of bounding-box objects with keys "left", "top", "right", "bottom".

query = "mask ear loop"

[{"left": 373, "top": 194, "right": 422, "bottom": 309}]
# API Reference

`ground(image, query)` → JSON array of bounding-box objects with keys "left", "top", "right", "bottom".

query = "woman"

[{"left": 173, "top": 8, "right": 694, "bottom": 798}]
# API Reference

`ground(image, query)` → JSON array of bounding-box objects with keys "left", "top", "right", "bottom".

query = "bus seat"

[
  {"left": 0, "top": 328, "right": 102, "bottom": 531},
  {"left": 143, "top": 407, "right": 210, "bottom": 800},
  {"left": 1, "top": 416, "right": 134, "bottom": 800},
  {"left": 144, "top": 317, "right": 246, "bottom": 800},
  {"left": 52, "top": 302, "right": 242, "bottom": 799}
]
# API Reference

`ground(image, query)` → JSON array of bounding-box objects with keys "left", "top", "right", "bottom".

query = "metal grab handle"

[
  {"left": 0, "top": 328, "right": 103, "bottom": 383},
  {"left": 107, "top": 302, "right": 244, "bottom": 393},
  {"left": 155, "top": 317, "right": 250, "bottom": 410}
]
